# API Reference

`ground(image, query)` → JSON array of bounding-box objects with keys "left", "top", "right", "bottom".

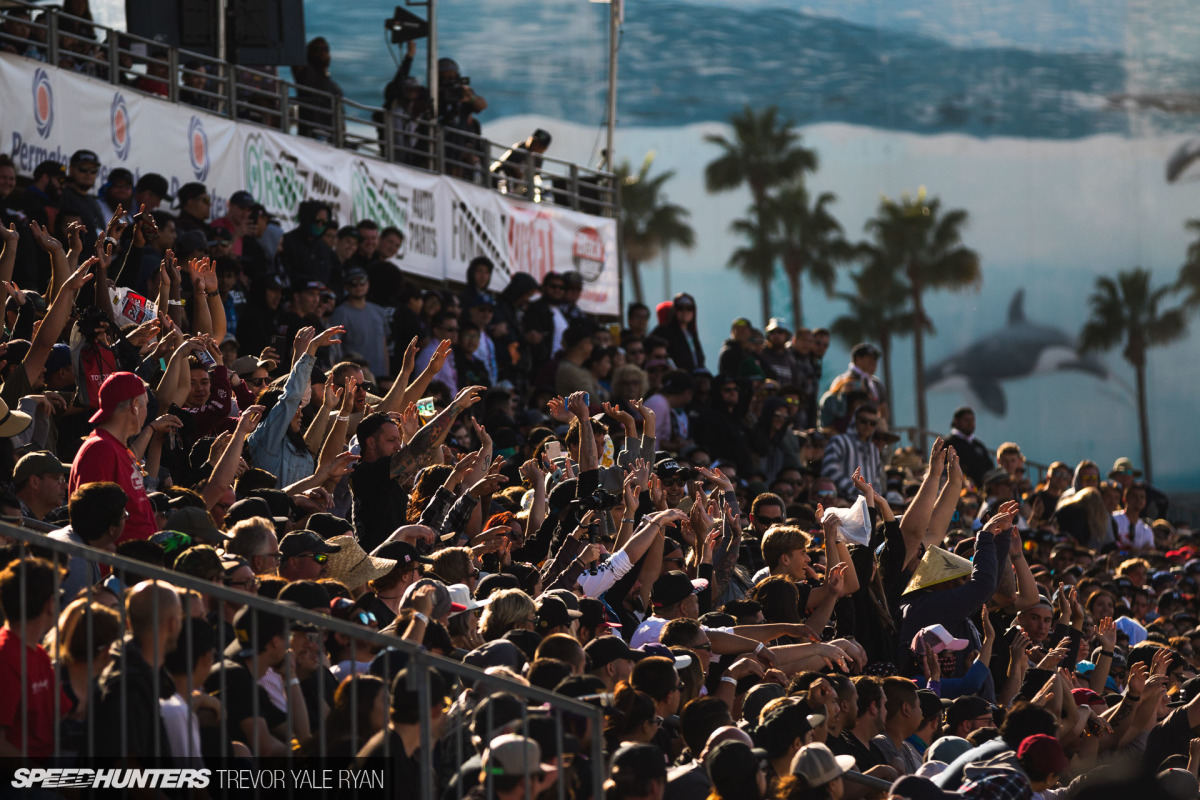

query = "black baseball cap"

[
  {"left": 224, "top": 497, "right": 289, "bottom": 529},
  {"left": 945, "top": 695, "right": 993, "bottom": 730},
  {"left": 652, "top": 570, "right": 709, "bottom": 609},
  {"left": 135, "top": 172, "right": 172, "bottom": 201},
  {"left": 584, "top": 636, "right": 646, "bottom": 670},
  {"left": 33, "top": 160, "right": 66, "bottom": 180},
  {"left": 228, "top": 190, "right": 255, "bottom": 207},
  {"left": 279, "top": 530, "right": 342, "bottom": 559},
  {"left": 306, "top": 512, "right": 353, "bottom": 540},
  {"left": 70, "top": 149, "right": 100, "bottom": 166},
  {"left": 373, "top": 540, "right": 433, "bottom": 567},
  {"left": 247, "top": 488, "right": 298, "bottom": 520},
  {"left": 107, "top": 168, "right": 133, "bottom": 186},
  {"left": 535, "top": 596, "right": 582, "bottom": 632}
]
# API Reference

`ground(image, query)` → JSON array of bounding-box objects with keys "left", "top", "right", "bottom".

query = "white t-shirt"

[
  {"left": 1113, "top": 513, "right": 1154, "bottom": 550},
  {"left": 577, "top": 549, "right": 634, "bottom": 598},
  {"left": 160, "top": 692, "right": 203, "bottom": 760},
  {"left": 630, "top": 616, "right": 668, "bottom": 649}
]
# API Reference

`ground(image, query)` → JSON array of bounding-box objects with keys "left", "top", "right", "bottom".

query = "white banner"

[{"left": 0, "top": 54, "right": 619, "bottom": 313}]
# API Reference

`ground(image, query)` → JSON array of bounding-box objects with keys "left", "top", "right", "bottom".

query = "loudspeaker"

[
  {"left": 385, "top": 6, "right": 429, "bottom": 45},
  {"left": 124, "top": 0, "right": 307, "bottom": 65}
]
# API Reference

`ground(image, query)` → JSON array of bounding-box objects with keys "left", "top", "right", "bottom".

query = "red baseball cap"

[
  {"left": 1070, "top": 688, "right": 1106, "bottom": 708},
  {"left": 1017, "top": 733, "right": 1070, "bottom": 775},
  {"left": 89, "top": 372, "right": 147, "bottom": 424}
]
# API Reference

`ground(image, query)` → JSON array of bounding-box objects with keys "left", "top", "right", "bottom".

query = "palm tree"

[
  {"left": 1178, "top": 218, "right": 1200, "bottom": 306},
  {"left": 727, "top": 205, "right": 777, "bottom": 306},
  {"left": 704, "top": 106, "right": 817, "bottom": 323},
  {"left": 829, "top": 264, "right": 917, "bottom": 412},
  {"left": 766, "top": 184, "right": 853, "bottom": 332},
  {"left": 1080, "top": 268, "right": 1188, "bottom": 483},
  {"left": 863, "top": 189, "right": 980, "bottom": 443},
  {"left": 618, "top": 155, "right": 695, "bottom": 305}
]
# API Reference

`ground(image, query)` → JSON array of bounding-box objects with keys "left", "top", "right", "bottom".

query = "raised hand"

[
  {"left": 235, "top": 404, "right": 265, "bottom": 436},
  {"left": 309, "top": 325, "right": 345, "bottom": 352},
  {"left": 695, "top": 465, "right": 733, "bottom": 493},
  {"left": 428, "top": 338, "right": 452, "bottom": 373},
  {"left": 338, "top": 374, "right": 359, "bottom": 415},
  {"left": 28, "top": 220, "right": 64, "bottom": 255},
  {"left": 293, "top": 326, "right": 316, "bottom": 356},
  {"left": 946, "top": 446, "right": 963, "bottom": 483},
  {"left": 149, "top": 414, "right": 183, "bottom": 435},
  {"left": 648, "top": 473, "right": 666, "bottom": 510},
  {"left": 401, "top": 336, "right": 418, "bottom": 377},
  {"left": 602, "top": 401, "right": 636, "bottom": 432},
  {"left": 1096, "top": 616, "right": 1117, "bottom": 652},
  {"left": 928, "top": 436, "right": 947, "bottom": 473},
  {"left": 63, "top": 257, "right": 97, "bottom": 293},
  {"left": 0, "top": 223, "right": 17, "bottom": 249},
  {"left": 451, "top": 385, "right": 486, "bottom": 412},
  {"left": 399, "top": 402, "right": 420, "bottom": 441},
  {"left": 566, "top": 391, "right": 590, "bottom": 419},
  {"left": 632, "top": 397, "right": 655, "bottom": 427},
  {"left": 850, "top": 466, "right": 871, "bottom": 497},
  {"left": 105, "top": 204, "right": 128, "bottom": 241},
  {"left": 546, "top": 395, "right": 570, "bottom": 422}
]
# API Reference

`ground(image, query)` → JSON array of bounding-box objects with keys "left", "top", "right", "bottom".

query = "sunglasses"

[
  {"left": 856, "top": 418, "right": 879, "bottom": 427},
  {"left": 298, "top": 552, "right": 330, "bottom": 564},
  {"left": 248, "top": 377, "right": 270, "bottom": 386},
  {"left": 756, "top": 516, "right": 784, "bottom": 525},
  {"left": 691, "top": 642, "right": 712, "bottom": 652}
]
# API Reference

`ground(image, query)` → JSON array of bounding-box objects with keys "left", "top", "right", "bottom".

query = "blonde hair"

[
  {"left": 996, "top": 442, "right": 1024, "bottom": 462},
  {"left": 761, "top": 525, "right": 812, "bottom": 570},
  {"left": 428, "top": 547, "right": 473, "bottom": 586},
  {"left": 1116, "top": 558, "right": 1151, "bottom": 577},
  {"left": 611, "top": 364, "right": 650, "bottom": 400},
  {"left": 478, "top": 588, "right": 536, "bottom": 641}
]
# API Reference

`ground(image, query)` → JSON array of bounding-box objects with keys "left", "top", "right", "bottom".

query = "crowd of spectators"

[{"left": 1, "top": 38, "right": 1200, "bottom": 800}]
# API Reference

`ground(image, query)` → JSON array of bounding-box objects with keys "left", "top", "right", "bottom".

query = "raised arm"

[
  {"left": 25, "top": 257, "right": 95, "bottom": 386},
  {"left": 202, "top": 405, "right": 263, "bottom": 509},
  {"left": 317, "top": 374, "right": 358, "bottom": 472},
  {"left": 29, "top": 221, "right": 70, "bottom": 304},
  {"left": 373, "top": 336, "right": 418, "bottom": 414},
  {"left": 926, "top": 445, "right": 964, "bottom": 550},
  {"left": 900, "top": 438, "right": 947, "bottom": 559},
  {"left": 0, "top": 224, "right": 17, "bottom": 285},
  {"left": 388, "top": 385, "right": 485, "bottom": 487},
  {"left": 401, "top": 339, "right": 452, "bottom": 409},
  {"left": 567, "top": 391, "right": 597, "bottom": 472}
]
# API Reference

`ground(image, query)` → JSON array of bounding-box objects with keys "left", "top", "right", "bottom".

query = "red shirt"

[
  {"left": 0, "top": 627, "right": 67, "bottom": 759},
  {"left": 70, "top": 428, "right": 156, "bottom": 542}
]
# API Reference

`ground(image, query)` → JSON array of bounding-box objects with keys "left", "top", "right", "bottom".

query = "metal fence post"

[
  {"left": 225, "top": 64, "right": 238, "bottom": 119},
  {"left": 435, "top": 127, "right": 446, "bottom": 176},
  {"left": 107, "top": 33, "right": 119, "bottom": 85},
  {"left": 334, "top": 95, "right": 345, "bottom": 149},
  {"left": 278, "top": 78, "right": 290, "bottom": 133},
  {"left": 167, "top": 48, "right": 179, "bottom": 103},
  {"left": 46, "top": 8, "right": 58, "bottom": 66}
]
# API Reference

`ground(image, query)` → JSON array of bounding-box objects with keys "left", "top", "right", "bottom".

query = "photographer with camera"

[
  {"left": 379, "top": 40, "right": 434, "bottom": 168},
  {"left": 437, "top": 57, "right": 488, "bottom": 177}
]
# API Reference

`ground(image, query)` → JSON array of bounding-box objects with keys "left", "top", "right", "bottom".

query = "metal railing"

[
  {"left": 0, "top": 520, "right": 604, "bottom": 800},
  {"left": 0, "top": 0, "right": 618, "bottom": 215}
]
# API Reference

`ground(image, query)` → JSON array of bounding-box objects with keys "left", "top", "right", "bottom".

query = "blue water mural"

[{"left": 91, "top": 0, "right": 1200, "bottom": 489}]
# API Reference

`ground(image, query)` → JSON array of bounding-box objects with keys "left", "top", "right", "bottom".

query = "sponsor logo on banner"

[
  {"left": 572, "top": 226, "right": 605, "bottom": 283},
  {"left": 242, "top": 133, "right": 343, "bottom": 224},
  {"left": 451, "top": 195, "right": 504, "bottom": 276},
  {"left": 188, "top": 116, "right": 209, "bottom": 181},
  {"left": 506, "top": 209, "right": 555, "bottom": 280},
  {"left": 110, "top": 93, "right": 131, "bottom": 160},
  {"left": 32, "top": 68, "right": 54, "bottom": 139},
  {"left": 349, "top": 160, "right": 409, "bottom": 257}
]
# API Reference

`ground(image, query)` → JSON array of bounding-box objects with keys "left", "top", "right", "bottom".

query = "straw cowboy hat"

[
  {"left": 902, "top": 546, "right": 973, "bottom": 595},
  {"left": 324, "top": 535, "right": 397, "bottom": 590}
]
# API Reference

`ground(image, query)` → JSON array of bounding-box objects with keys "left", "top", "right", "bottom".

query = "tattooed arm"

[{"left": 389, "top": 385, "right": 485, "bottom": 486}]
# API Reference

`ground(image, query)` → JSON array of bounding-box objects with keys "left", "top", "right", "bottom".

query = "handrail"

[
  {"left": 1, "top": 518, "right": 607, "bottom": 799},
  {"left": 0, "top": 0, "right": 617, "bottom": 216}
]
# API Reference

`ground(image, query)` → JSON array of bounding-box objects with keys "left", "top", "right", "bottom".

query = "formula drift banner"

[
  {"left": 445, "top": 178, "right": 619, "bottom": 315},
  {"left": 0, "top": 54, "right": 619, "bottom": 314}
]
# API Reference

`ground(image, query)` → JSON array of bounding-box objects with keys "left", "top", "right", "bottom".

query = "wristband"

[
  {"left": 755, "top": 642, "right": 765, "bottom": 654},
  {"left": 336, "top": 415, "right": 350, "bottom": 422},
  {"left": 414, "top": 611, "right": 430, "bottom": 625},
  {"left": 1100, "top": 650, "right": 1114, "bottom": 658},
  {"left": 720, "top": 676, "right": 737, "bottom": 686},
  {"left": 168, "top": 300, "right": 183, "bottom": 307},
  {"left": 621, "top": 518, "right": 636, "bottom": 524},
  {"left": 287, "top": 678, "right": 300, "bottom": 687}
]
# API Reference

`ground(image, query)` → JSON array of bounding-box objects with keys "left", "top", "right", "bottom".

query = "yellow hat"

[{"left": 902, "top": 546, "right": 973, "bottom": 595}]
